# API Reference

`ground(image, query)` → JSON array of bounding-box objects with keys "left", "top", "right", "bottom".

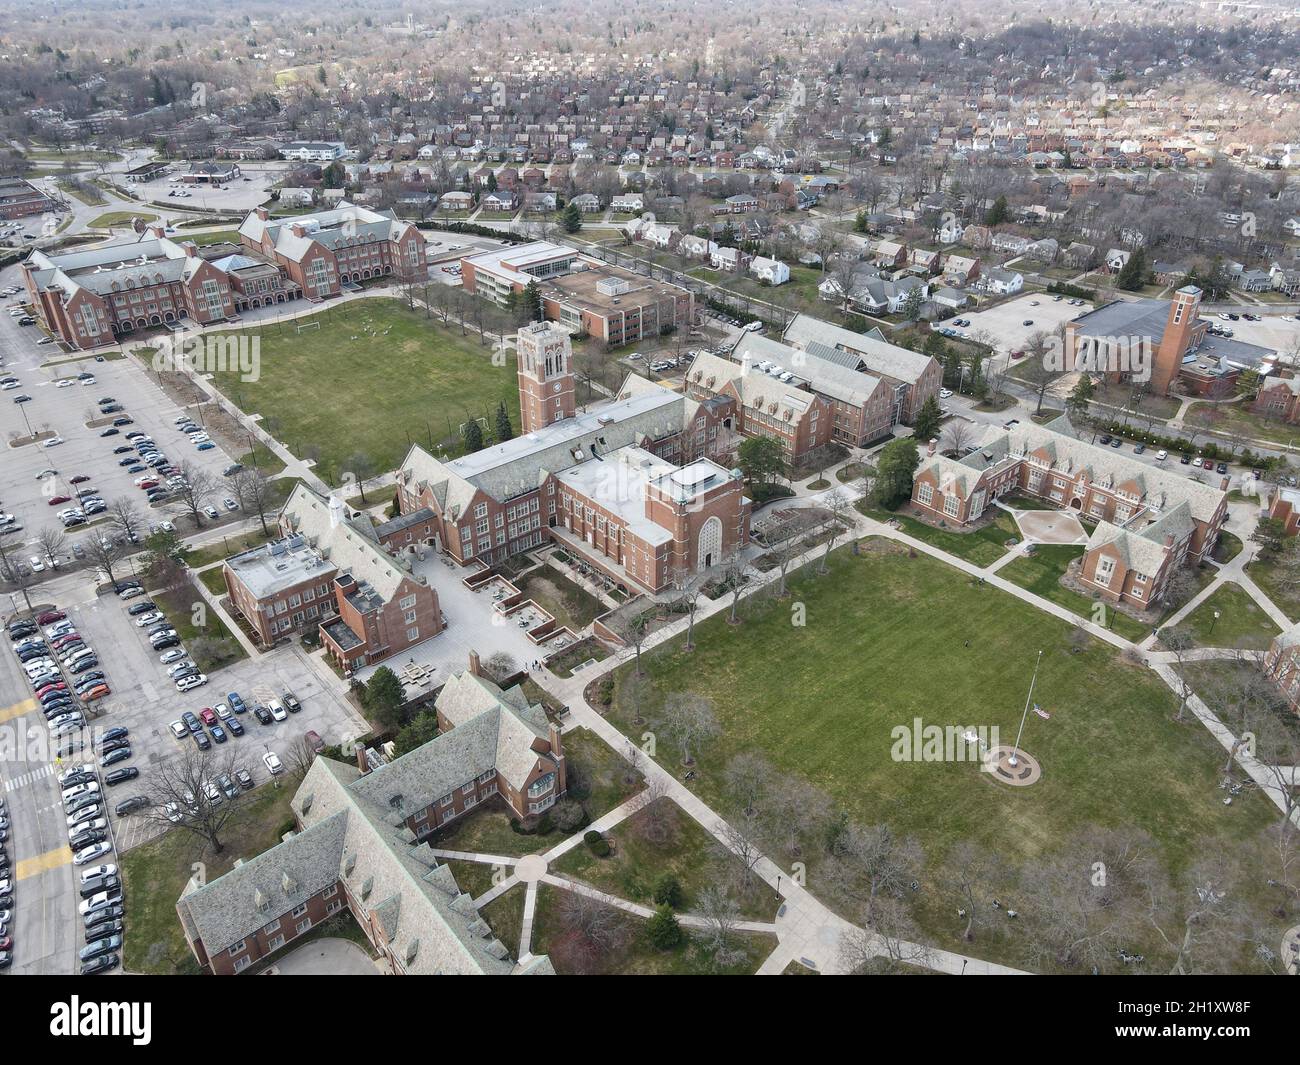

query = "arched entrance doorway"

[{"left": 698, "top": 516, "right": 722, "bottom": 569}]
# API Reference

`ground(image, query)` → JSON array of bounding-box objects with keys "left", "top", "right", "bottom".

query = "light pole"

[
  {"left": 1209, "top": 609, "right": 1221, "bottom": 636},
  {"left": 1007, "top": 649, "right": 1043, "bottom": 769}
]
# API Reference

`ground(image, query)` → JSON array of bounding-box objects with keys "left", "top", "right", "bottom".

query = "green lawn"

[
  {"left": 183, "top": 229, "right": 242, "bottom": 246},
  {"left": 530, "top": 884, "right": 775, "bottom": 975},
  {"left": 1182, "top": 581, "right": 1281, "bottom": 650},
  {"left": 208, "top": 299, "right": 520, "bottom": 484},
  {"left": 551, "top": 797, "right": 777, "bottom": 920},
  {"left": 860, "top": 502, "right": 1019, "bottom": 567},
  {"left": 153, "top": 581, "right": 247, "bottom": 672},
  {"left": 1245, "top": 555, "right": 1300, "bottom": 625},
  {"left": 603, "top": 539, "right": 1280, "bottom": 967},
  {"left": 121, "top": 787, "right": 294, "bottom": 973},
  {"left": 89, "top": 210, "right": 156, "bottom": 228},
  {"left": 999, "top": 544, "right": 1150, "bottom": 641},
  {"left": 1184, "top": 402, "right": 1300, "bottom": 451}
]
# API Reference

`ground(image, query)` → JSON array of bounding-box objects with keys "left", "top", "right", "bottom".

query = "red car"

[
  {"left": 1203, "top": 458, "right": 1215, "bottom": 470},
  {"left": 36, "top": 682, "right": 67, "bottom": 697},
  {"left": 48, "top": 495, "right": 70, "bottom": 506},
  {"left": 198, "top": 707, "right": 217, "bottom": 726},
  {"left": 137, "top": 480, "right": 158, "bottom": 490},
  {"left": 37, "top": 610, "right": 65, "bottom": 624},
  {"left": 69, "top": 475, "right": 89, "bottom": 484}
]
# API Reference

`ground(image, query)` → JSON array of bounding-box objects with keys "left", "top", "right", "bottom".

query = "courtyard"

[{"left": 206, "top": 298, "right": 521, "bottom": 485}]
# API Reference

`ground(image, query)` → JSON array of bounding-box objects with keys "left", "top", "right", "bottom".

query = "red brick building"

[
  {"left": 909, "top": 415, "right": 1227, "bottom": 610},
  {"left": 223, "top": 484, "right": 443, "bottom": 670},
  {"left": 175, "top": 665, "right": 560, "bottom": 975},
  {"left": 237, "top": 202, "right": 426, "bottom": 299},
  {"left": 0, "top": 177, "right": 54, "bottom": 219},
  {"left": 22, "top": 226, "right": 240, "bottom": 349}
]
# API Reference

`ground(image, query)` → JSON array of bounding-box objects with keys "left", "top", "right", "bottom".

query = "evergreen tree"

[
  {"left": 911, "top": 395, "right": 942, "bottom": 442},
  {"left": 462, "top": 417, "right": 484, "bottom": 454},
  {"left": 984, "top": 195, "right": 1009, "bottom": 226},
  {"left": 871, "top": 438, "right": 921, "bottom": 506},
  {"left": 560, "top": 201, "right": 582, "bottom": 233},
  {"left": 646, "top": 905, "right": 684, "bottom": 949},
  {"left": 1066, "top": 374, "right": 1095, "bottom": 424},
  {"left": 521, "top": 279, "right": 542, "bottom": 322},
  {"left": 495, "top": 400, "right": 514, "bottom": 443},
  {"left": 1115, "top": 247, "right": 1146, "bottom": 292},
  {"left": 486, "top": 171, "right": 497, "bottom": 193}
]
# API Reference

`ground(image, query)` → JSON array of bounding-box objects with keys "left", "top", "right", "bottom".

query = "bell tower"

[
  {"left": 516, "top": 321, "right": 575, "bottom": 432},
  {"left": 1151, "top": 285, "right": 1202, "bottom": 396}
]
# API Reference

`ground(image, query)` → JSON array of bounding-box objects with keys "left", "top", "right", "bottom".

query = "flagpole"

[{"left": 1008, "top": 649, "right": 1043, "bottom": 768}]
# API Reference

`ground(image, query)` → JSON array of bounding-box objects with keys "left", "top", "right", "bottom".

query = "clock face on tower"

[{"left": 553, "top": 382, "right": 561, "bottom": 392}]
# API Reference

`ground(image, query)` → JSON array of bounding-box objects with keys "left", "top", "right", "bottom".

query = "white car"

[
  {"left": 267, "top": 699, "right": 287, "bottom": 722},
  {"left": 202, "top": 780, "right": 222, "bottom": 805},
  {"left": 134, "top": 612, "right": 165, "bottom": 627},
  {"left": 79, "top": 891, "right": 119, "bottom": 915},
  {"left": 176, "top": 673, "right": 208, "bottom": 692},
  {"left": 80, "top": 376, "right": 96, "bottom": 386},
  {"left": 168, "top": 719, "right": 189, "bottom": 739},
  {"left": 59, "top": 764, "right": 95, "bottom": 785},
  {"left": 223, "top": 497, "right": 239, "bottom": 511},
  {"left": 73, "top": 841, "right": 113, "bottom": 866},
  {"left": 79, "top": 863, "right": 116, "bottom": 884},
  {"left": 69, "top": 816, "right": 107, "bottom": 837},
  {"left": 0, "top": 380, "right": 19, "bottom": 391},
  {"left": 163, "top": 801, "right": 181, "bottom": 823},
  {"left": 166, "top": 660, "right": 195, "bottom": 678},
  {"left": 938, "top": 388, "right": 953, "bottom": 399},
  {"left": 202, "top": 505, "right": 219, "bottom": 520},
  {"left": 159, "top": 648, "right": 188, "bottom": 664},
  {"left": 42, "top": 436, "right": 64, "bottom": 448},
  {"left": 1155, "top": 450, "right": 1168, "bottom": 462},
  {"left": 28, "top": 556, "right": 45, "bottom": 572},
  {"left": 263, "top": 751, "right": 284, "bottom": 775},
  {"left": 62, "top": 781, "right": 100, "bottom": 803},
  {"left": 66, "top": 805, "right": 102, "bottom": 829}
]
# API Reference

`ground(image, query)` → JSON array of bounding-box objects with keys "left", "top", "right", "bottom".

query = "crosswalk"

[{"left": 3, "top": 763, "right": 54, "bottom": 793}]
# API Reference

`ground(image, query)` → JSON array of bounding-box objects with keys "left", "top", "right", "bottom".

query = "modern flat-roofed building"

[
  {"left": 460, "top": 240, "right": 694, "bottom": 344},
  {"left": 278, "top": 141, "right": 347, "bottom": 162},
  {"left": 909, "top": 414, "right": 1227, "bottom": 610},
  {"left": 175, "top": 662, "right": 559, "bottom": 975},
  {"left": 782, "top": 313, "right": 941, "bottom": 425}
]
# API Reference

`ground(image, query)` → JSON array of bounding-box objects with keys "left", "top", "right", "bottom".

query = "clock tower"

[{"left": 516, "top": 321, "right": 575, "bottom": 432}]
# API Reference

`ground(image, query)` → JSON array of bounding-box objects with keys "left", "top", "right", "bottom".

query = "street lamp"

[
  {"left": 1007, "top": 649, "right": 1043, "bottom": 769},
  {"left": 1210, "top": 609, "right": 1221, "bottom": 635}
]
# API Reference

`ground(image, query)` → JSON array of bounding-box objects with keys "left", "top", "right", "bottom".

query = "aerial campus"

[{"left": 1, "top": 0, "right": 1300, "bottom": 988}]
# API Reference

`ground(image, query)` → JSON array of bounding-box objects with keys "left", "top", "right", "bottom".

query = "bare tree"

[
  {"left": 817, "top": 489, "right": 853, "bottom": 574},
  {"left": 612, "top": 610, "right": 650, "bottom": 677},
  {"left": 671, "top": 563, "right": 708, "bottom": 652},
  {"left": 723, "top": 752, "right": 775, "bottom": 820},
  {"left": 840, "top": 895, "right": 933, "bottom": 974},
  {"left": 34, "top": 526, "right": 67, "bottom": 569},
  {"left": 693, "top": 884, "right": 747, "bottom": 969},
  {"left": 940, "top": 420, "right": 976, "bottom": 457},
  {"left": 82, "top": 532, "right": 126, "bottom": 589},
  {"left": 231, "top": 467, "right": 276, "bottom": 537},
  {"left": 0, "top": 537, "right": 36, "bottom": 615},
  {"left": 1157, "top": 626, "right": 1197, "bottom": 721},
  {"left": 139, "top": 744, "right": 246, "bottom": 854},
  {"left": 483, "top": 651, "right": 517, "bottom": 683},
  {"left": 171, "top": 461, "right": 218, "bottom": 528},
  {"left": 719, "top": 817, "right": 764, "bottom": 885},
  {"left": 720, "top": 548, "right": 752, "bottom": 625},
  {"left": 825, "top": 822, "right": 925, "bottom": 928},
  {"left": 942, "top": 839, "right": 1003, "bottom": 943},
  {"left": 109, "top": 499, "right": 146, "bottom": 543},
  {"left": 658, "top": 692, "right": 719, "bottom": 767}
]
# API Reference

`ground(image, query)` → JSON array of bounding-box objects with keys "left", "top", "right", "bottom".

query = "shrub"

[
  {"left": 652, "top": 873, "right": 684, "bottom": 909},
  {"left": 552, "top": 798, "right": 587, "bottom": 833},
  {"left": 646, "top": 905, "right": 684, "bottom": 949},
  {"left": 584, "top": 829, "right": 611, "bottom": 857}
]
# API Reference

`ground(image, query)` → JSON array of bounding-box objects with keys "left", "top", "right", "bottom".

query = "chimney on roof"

[
  {"left": 255, "top": 206, "right": 269, "bottom": 221},
  {"left": 182, "top": 241, "right": 198, "bottom": 257},
  {"left": 927, "top": 437, "right": 938, "bottom": 457},
  {"left": 145, "top": 222, "right": 165, "bottom": 239},
  {"left": 290, "top": 223, "right": 306, "bottom": 238},
  {"left": 1220, "top": 476, "right": 1230, "bottom": 492},
  {"left": 468, "top": 650, "right": 482, "bottom": 677}
]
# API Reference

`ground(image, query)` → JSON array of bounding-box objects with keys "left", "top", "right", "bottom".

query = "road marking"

[
  {"left": 16, "top": 845, "right": 71, "bottom": 879},
  {"left": 3, "top": 764, "right": 54, "bottom": 793},
  {"left": 0, "top": 698, "right": 36, "bottom": 724}
]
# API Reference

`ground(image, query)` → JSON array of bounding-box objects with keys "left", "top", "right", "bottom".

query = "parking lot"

[
  {"left": 0, "top": 294, "right": 246, "bottom": 574},
  {"left": 106, "top": 162, "right": 291, "bottom": 216},
  {"left": 53, "top": 592, "right": 369, "bottom": 850},
  {"left": 954, "top": 292, "right": 1095, "bottom": 355}
]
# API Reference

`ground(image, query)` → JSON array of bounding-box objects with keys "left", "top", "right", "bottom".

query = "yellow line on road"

[
  {"left": 16, "top": 846, "right": 72, "bottom": 880},
  {"left": 0, "top": 699, "right": 36, "bottom": 724}
]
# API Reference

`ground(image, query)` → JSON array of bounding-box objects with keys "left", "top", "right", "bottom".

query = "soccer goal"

[{"left": 295, "top": 319, "right": 321, "bottom": 335}]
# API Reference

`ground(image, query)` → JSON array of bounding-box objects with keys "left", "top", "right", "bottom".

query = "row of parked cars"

[
  {"left": 0, "top": 792, "right": 13, "bottom": 969},
  {"left": 10, "top": 609, "right": 112, "bottom": 753},
  {"left": 117, "top": 587, "right": 206, "bottom": 689},
  {"left": 59, "top": 762, "right": 128, "bottom": 974}
]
